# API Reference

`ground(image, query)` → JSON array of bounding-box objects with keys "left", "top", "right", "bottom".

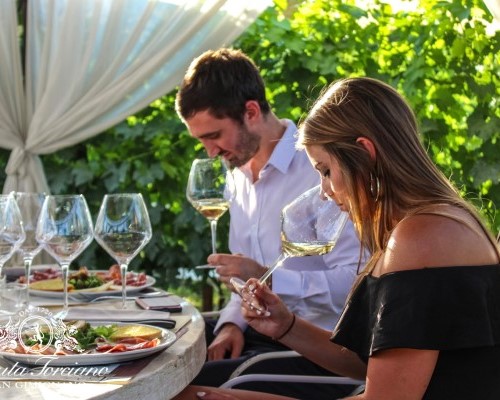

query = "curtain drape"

[{"left": 0, "top": 0, "right": 271, "bottom": 193}]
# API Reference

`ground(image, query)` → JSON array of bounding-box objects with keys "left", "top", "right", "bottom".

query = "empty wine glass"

[
  {"left": 94, "top": 193, "right": 152, "bottom": 309},
  {"left": 36, "top": 195, "right": 94, "bottom": 319},
  {"left": 0, "top": 193, "right": 26, "bottom": 289},
  {"left": 186, "top": 158, "right": 234, "bottom": 268},
  {"left": 15, "top": 192, "right": 46, "bottom": 306},
  {"left": 230, "top": 185, "right": 349, "bottom": 313}
]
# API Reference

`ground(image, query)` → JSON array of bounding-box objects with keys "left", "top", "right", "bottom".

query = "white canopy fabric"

[{"left": 0, "top": 0, "right": 271, "bottom": 193}]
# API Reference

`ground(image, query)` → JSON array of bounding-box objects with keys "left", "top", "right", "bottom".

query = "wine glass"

[
  {"left": 15, "top": 192, "right": 46, "bottom": 306},
  {"left": 36, "top": 195, "right": 94, "bottom": 319},
  {"left": 94, "top": 193, "right": 152, "bottom": 309},
  {"left": 0, "top": 193, "right": 26, "bottom": 288},
  {"left": 186, "top": 158, "right": 234, "bottom": 268},
  {"left": 230, "top": 185, "right": 349, "bottom": 312}
]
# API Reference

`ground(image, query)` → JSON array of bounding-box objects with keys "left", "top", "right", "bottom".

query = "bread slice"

[
  {"left": 109, "top": 325, "right": 163, "bottom": 341},
  {"left": 30, "top": 278, "right": 74, "bottom": 292}
]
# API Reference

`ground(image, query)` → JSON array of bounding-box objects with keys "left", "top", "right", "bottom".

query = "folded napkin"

[
  {"left": 31, "top": 296, "right": 90, "bottom": 307},
  {"left": 65, "top": 307, "right": 171, "bottom": 322}
]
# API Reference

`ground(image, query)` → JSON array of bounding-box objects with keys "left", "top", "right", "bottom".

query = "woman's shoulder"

[{"left": 377, "top": 205, "right": 498, "bottom": 275}]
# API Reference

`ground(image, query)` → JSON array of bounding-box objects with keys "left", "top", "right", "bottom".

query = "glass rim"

[{"left": 45, "top": 194, "right": 86, "bottom": 198}]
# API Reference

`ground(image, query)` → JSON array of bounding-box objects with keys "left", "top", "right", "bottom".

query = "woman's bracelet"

[{"left": 273, "top": 313, "right": 296, "bottom": 341}]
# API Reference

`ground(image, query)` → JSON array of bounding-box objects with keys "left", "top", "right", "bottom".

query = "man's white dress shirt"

[{"left": 214, "top": 120, "right": 361, "bottom": 333}]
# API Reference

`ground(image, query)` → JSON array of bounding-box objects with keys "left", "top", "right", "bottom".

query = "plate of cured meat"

[
  {"left": 23, "top": 265, "right": 155, "bottom": 299},
  {"left": 0, "top": 321, "right": 176, "bottom": 366}
]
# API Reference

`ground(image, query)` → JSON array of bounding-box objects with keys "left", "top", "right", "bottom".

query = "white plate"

[
  {"left": 5, "top": 264, "right": 59, "bottom": 280},
  {"left": 0, "top": 323, "right": 176, "bottom": 366},
  {"left": 29, "top": 272, "right": 156, "bottom": 299}
]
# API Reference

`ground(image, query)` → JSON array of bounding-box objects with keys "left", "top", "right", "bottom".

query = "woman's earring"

[{"left": 370, "top": 172, "right": 380, "bottom": 202}]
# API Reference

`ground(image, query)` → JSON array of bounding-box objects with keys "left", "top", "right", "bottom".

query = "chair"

[
  {"left": 220, "top": 350, "right": 365, "bottom": 396},
  {"left": 202, "top": 313, "right": 365, "bottom": 396}
]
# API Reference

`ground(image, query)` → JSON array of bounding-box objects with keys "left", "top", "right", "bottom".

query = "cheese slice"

[
  {"left": 110, "top": 325, "right": 163, "bottom": 341},
  {"left": 30, "top": 278, "right": 74, "bottom": 292}
]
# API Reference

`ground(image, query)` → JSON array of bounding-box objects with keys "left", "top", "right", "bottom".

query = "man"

[{"left": 175, "top": 48, "right": 362, "bottom": 400}]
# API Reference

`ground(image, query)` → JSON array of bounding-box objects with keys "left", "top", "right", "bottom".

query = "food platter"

[
  {"left": 5, "top": 264, "right": 59, "bottom": 280},
  {"left": 29, "top": 273, "right": 156, "bottom": 299},
  {"left": 0, "top": 323, "right": 176, "bottom": 366}
]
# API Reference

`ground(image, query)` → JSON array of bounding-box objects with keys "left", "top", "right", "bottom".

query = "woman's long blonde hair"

[{"left": 298, "top": 77, "right": 494, "bottom": 273}]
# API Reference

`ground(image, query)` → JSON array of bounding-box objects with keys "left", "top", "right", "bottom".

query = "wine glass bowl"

[
  {"left": 14, "top": 192, "right": 46, "bottom": 306},
  {"left": 186, "top": 158, "right": 233, "bottom": 266},
  {"left": 231, "top": 185, "right": 349, "bottom": 312},
  {"left": 94, "top": 193, "right": 152, "bottom": 309},
  {"left": 0, "top": 193, "right": 26, "bottom": 288},
  {"left": 35, "top": 194, "right": 94, "bottom": 318}
]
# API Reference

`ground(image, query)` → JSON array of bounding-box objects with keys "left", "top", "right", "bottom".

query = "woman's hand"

[
  {"left": 196, "top": 389, "right": 241, "bottom": 399},
  {"left": 240, "top": 278, "right": 295, "bottom": 340}
]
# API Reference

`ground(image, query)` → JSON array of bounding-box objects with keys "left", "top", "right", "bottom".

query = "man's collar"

[{"left": 265, "top": 119, "right": 298, "bottom": 174}]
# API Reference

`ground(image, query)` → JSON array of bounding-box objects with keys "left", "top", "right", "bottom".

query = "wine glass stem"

[
  {"left": 61, "top": 263, "right": 70, "bottom": 316},
  {"left": 259, "top": 253, "right": 289, "bottom": 284},
  {"left": 120, "top": 263, "right": 128, "bottom": 309},
  {"left": 0, "top": 263, "right": 4, "bottom": 311},
  {"left": 24, "top": 257, "right": 33, "bottom": 305},
  {"left": 209, "top": 219, "right": 218, "bottom": 254}
]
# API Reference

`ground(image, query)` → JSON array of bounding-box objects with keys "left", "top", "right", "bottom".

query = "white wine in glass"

[
  {"left": 15, "top": 192, "right": 46, "bottom": 306},
  {"left": 36, "top": 195, "right": 94, "bottom": 319},
  {"left": 94, "top": 193, "right": 152, "bottom": 309},
  {"left": 192, "top": 198, "right": 230, "bottom": 222},
  {"left": 231, "top": 185, "right": 349, "bottom": 312},
  {"left": 186, "top": 158, "right": 233, "bottom": 268}
]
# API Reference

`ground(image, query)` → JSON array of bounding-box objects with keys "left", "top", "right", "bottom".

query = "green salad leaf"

[
  {"left": 23, "top": 322, "right": 117, "bottom": 350},
  {"left": 71, "top": 323, "right": 117, "bottom": 350}
]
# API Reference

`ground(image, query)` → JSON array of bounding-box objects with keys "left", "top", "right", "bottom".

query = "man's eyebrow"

[{"left": 197, "top": 130, "right": 221, "bottom": 139}]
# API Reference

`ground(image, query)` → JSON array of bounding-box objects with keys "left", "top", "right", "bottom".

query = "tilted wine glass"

[
  {"left": 15, "top": 192, "right": 46, "bottom": 306},
  {"left": 230, "top": 185, "right": 349, "bottom": 313},
  {"left": 186, "top": 158, "right": 234, "bottom": 269},
  {"left": 36, "top": 195, "right": 94, "bottom": 319},
  {"left": 0, "top": 193, "right": 26, "bottom": 288},
  {"left": 94, "top": 193, "right": 152, "bottom": 309}
]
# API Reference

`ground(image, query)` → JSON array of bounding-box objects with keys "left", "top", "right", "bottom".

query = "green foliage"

[
  {"left": 38, "top": 95, "right": 231, "bottom": 298},
  {"left": 1, "top": 0, "right": 498, "bottom": 305},
  {"left": 235, "top": 0, "right": 500, "bottom": 232}
]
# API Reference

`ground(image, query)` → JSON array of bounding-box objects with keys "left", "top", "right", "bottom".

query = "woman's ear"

[{"left": 356, "top": 137, "right": 377, "bottom": 162}]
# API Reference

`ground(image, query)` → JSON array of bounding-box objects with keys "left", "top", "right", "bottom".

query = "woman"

[{"left": 174, "top": 77, "right": 500, "bottom": 399}]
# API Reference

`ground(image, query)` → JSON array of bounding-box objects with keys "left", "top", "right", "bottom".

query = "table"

[{"left": 0, "top": 295, "right": 206, "bottom": 400}]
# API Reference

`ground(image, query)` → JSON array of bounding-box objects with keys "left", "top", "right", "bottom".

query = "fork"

[
  {"left": 70, "top": 290, "right": 169, "bottom": 303},
  {"left": 88, "top": 293, "right": 167, "bottom": 303}
]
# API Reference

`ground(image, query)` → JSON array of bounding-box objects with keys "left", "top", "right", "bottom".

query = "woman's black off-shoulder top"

[{"left": 331, "top": 265, "right": 500, "bottom": 399}]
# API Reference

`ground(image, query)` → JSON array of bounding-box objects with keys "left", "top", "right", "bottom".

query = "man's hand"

[
  {"left": 207, "top": 324, "right": 245, "bottom": 361},
  {"left": 207, "top": 253, "right": 267, "bottom": 289}
]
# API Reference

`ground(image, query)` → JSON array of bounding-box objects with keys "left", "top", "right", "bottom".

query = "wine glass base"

[
  {"left": 0, "top": 310, "right": 15, "bottom": 322},
  {"left": 52, "top": 308, "right": 69, "bottom": 320},
  {"left": 195, "top": 264, "right": 217, "bottom": 270}
]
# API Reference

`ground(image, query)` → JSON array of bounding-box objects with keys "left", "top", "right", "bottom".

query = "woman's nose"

[
  {"left": 319, "top": 185, "right": 330, "bottom": 201},
  {"left": 319, "top": 182, "right": 335, "bottom": 201}
]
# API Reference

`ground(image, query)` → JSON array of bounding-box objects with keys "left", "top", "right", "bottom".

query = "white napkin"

[{"left": 65, "top": 307, "right": 171, "bottom": 322}]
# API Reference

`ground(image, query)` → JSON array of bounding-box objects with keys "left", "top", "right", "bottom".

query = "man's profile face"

[{"left": 186, "top": 109, "right": 260, "bottom": 168}]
